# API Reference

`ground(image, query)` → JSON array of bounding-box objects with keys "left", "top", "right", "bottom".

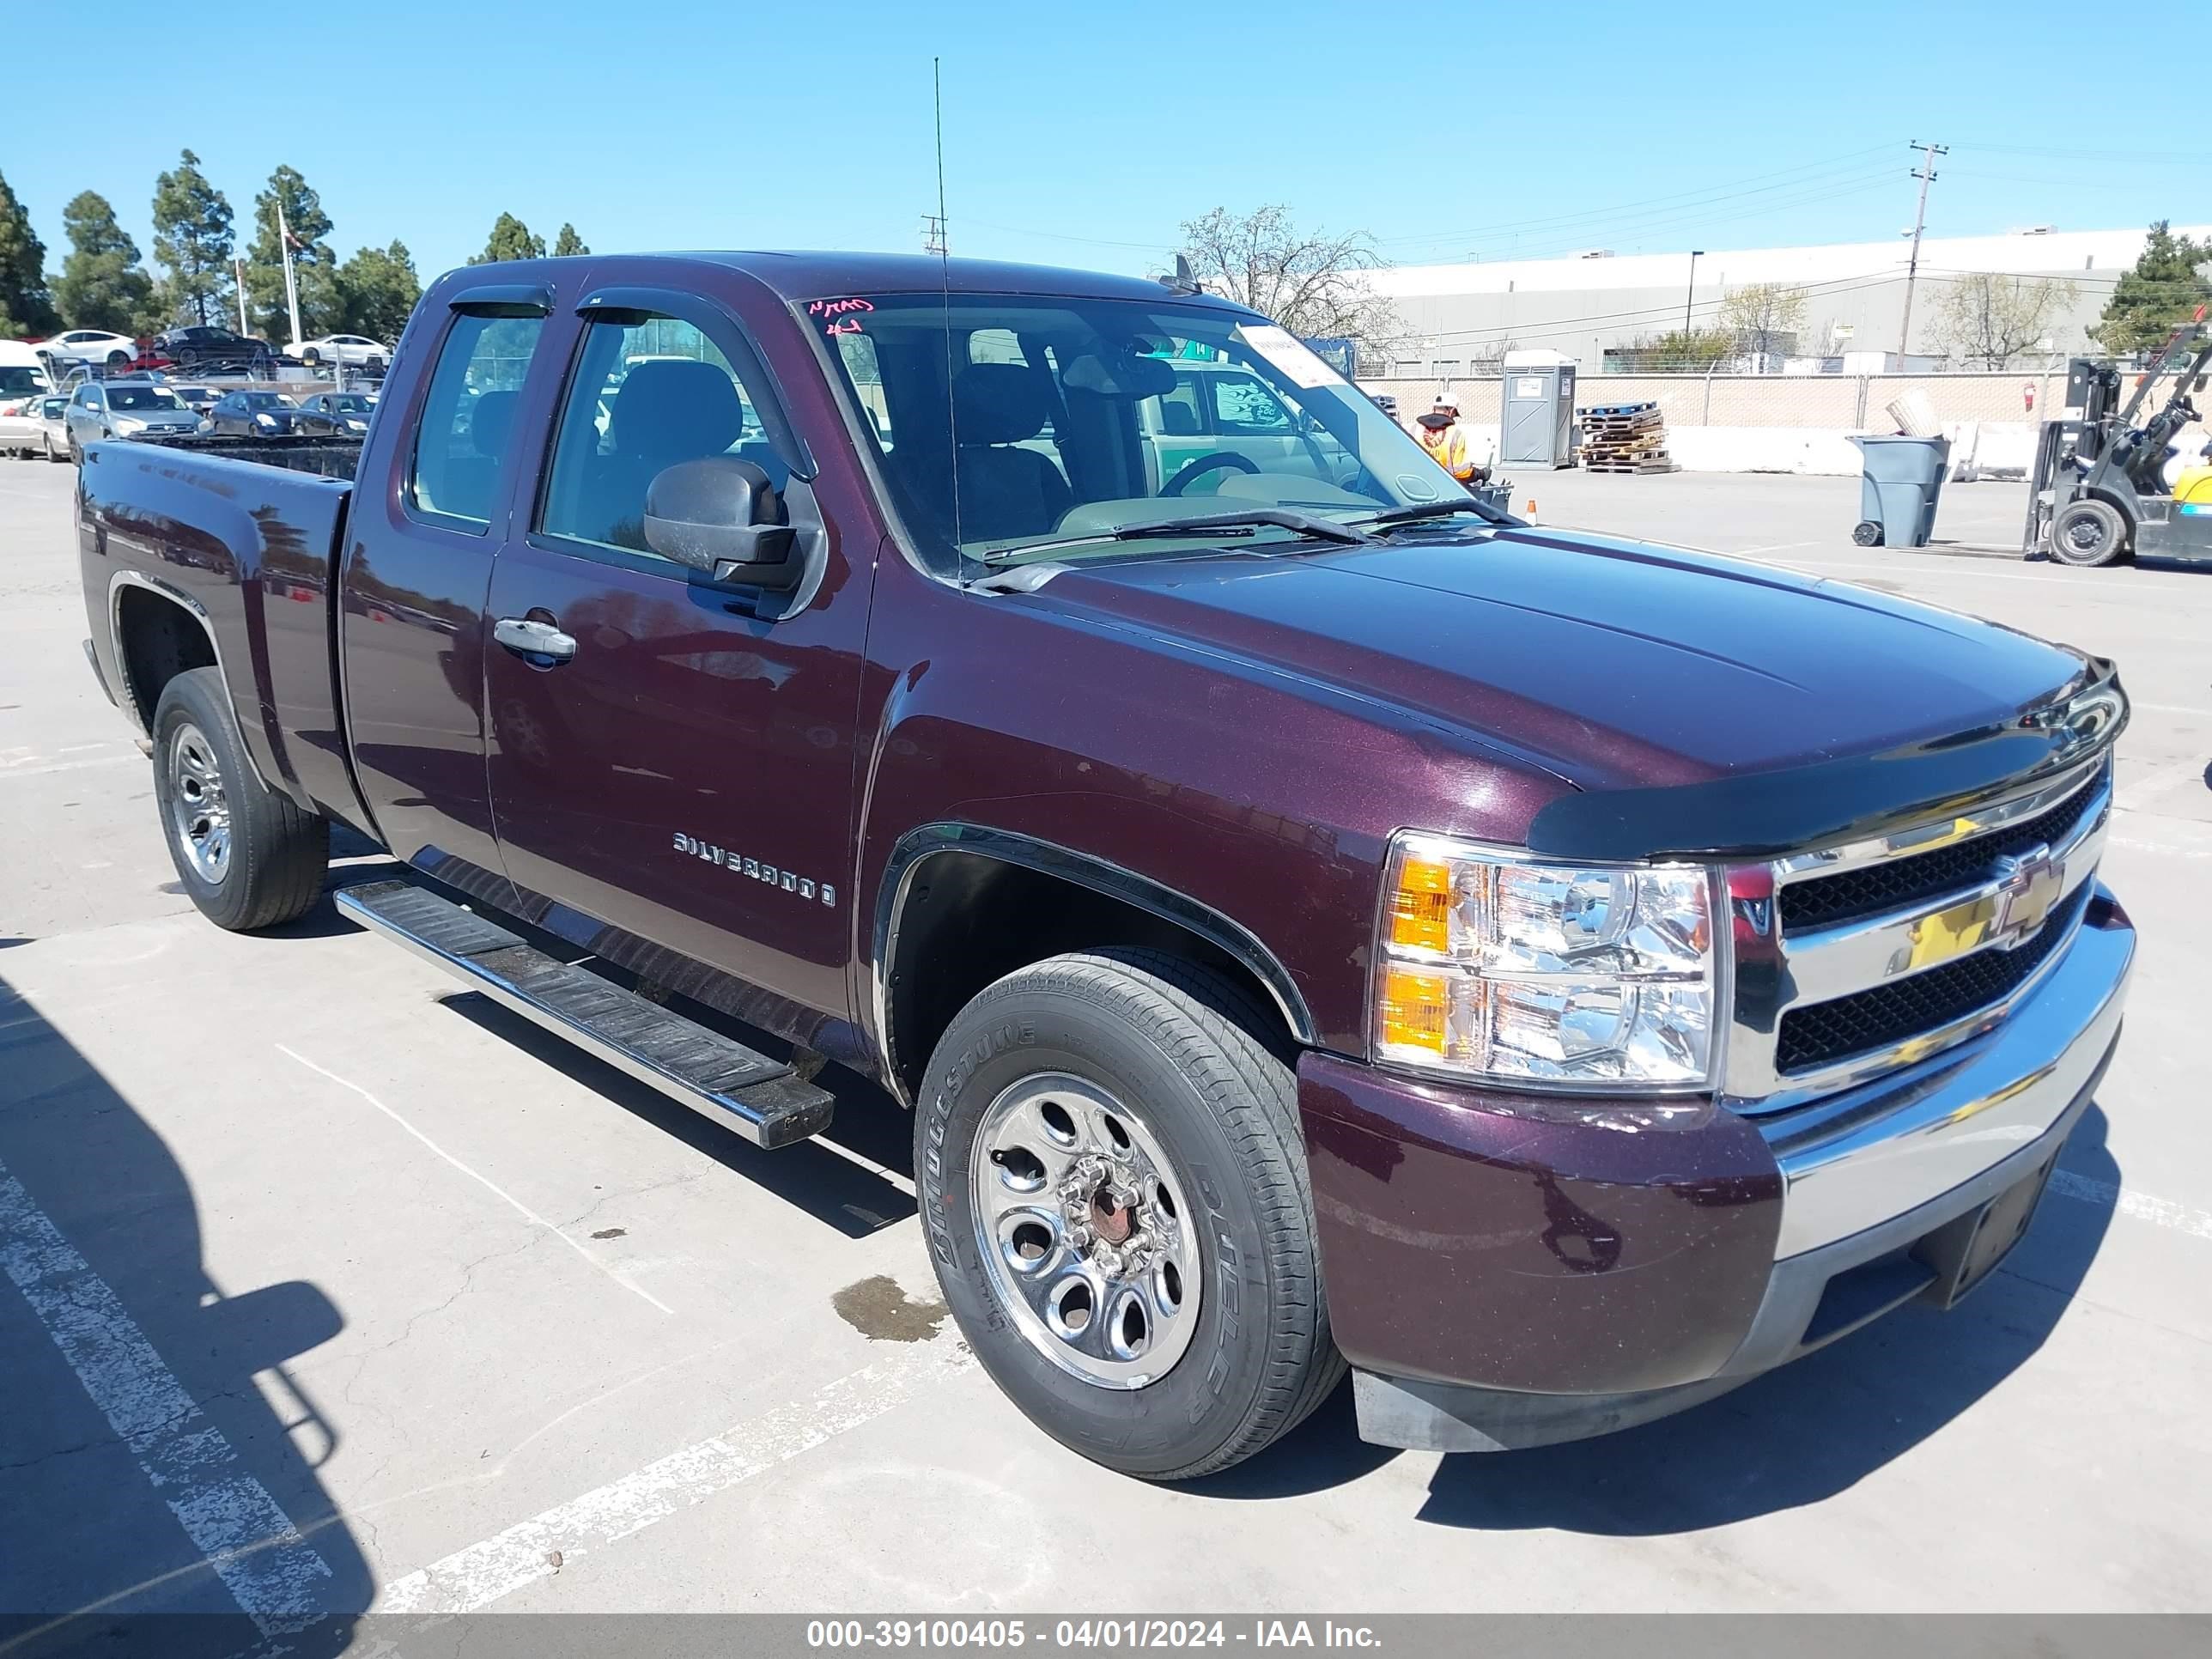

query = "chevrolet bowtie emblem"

[{"left": 1990, "top": 843, "right": 2063, "bottom": 947}]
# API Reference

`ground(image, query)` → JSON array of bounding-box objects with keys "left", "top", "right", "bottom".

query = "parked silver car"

[
  {"left": 33, "top": 394, "right": 71, "bottom": 462},
  {"left": 63, "top": 380, "right": 204, "bottom": 459}
]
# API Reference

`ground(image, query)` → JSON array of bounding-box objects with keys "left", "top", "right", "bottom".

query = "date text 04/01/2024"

[{"left": 804, "top": 1619, "right": 1382, "bottom": 1648}]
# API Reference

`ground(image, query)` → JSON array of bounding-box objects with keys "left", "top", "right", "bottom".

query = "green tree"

[
  {"left": 1609, "top": 326, "right": 1735, "bottom": 370},
  {"left": 2092, "top": 221, "right": 2212, "bottom": 357},
  {"left": 0, "top": 169, "right": 60, "bottom": 338},
  {"left": 245, "top": 165, "right": 342, "bottom": 341},
  {"left": 551, "top": 223, "right": 588, "bottom": 258},
  {"left": 53, "top": 191, "right": 161, "bottom": 335},
  {"left": 336, "top": 240, "right": 422, "bottom": 343},
  {"left": 151, "top": 149, "right": 235, "bottom": 327},
  {"left": 471, "top": 213, "right": 546, "bottom": 264}
]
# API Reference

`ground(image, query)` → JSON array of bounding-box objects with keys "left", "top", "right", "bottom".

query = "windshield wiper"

[
  {"left": 982, "top": 506, "right": 1375, "bottom": 561},
  {"left": 1357, "top": 498, "right": 1512, "bottom": 530}
]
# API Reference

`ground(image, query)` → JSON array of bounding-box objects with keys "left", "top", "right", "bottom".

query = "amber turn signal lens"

[
  {"left": 1386, "top": 855, "right": 1454, "bottom": 954},
  {"left": 1377, "top": 965, "right": 1449, "bottom": 1055}
]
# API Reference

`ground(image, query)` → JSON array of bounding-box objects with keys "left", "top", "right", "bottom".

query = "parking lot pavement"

[{"left": 2, "top": 457, "right": 2208, "bottom": 1638}]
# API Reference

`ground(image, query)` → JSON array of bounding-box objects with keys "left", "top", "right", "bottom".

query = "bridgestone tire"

[
  {"left": 150, "top": 667, "right": 328, "bottom": 931},
  {"left": 916, "top": 948, "right": 1344, "bottom": 1480}
]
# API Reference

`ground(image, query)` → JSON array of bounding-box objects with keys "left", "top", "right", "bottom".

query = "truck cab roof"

[{"left": 457, "top": 249, "right": 1251, "bottom": 310}]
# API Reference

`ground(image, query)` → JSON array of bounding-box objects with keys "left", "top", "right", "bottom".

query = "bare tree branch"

[
  {"left": 1173, "top": 205, "right": 1402, "bottom": 358},
  {"left": 1934, "top": 274, "right": 2079, "bottom": 368}
]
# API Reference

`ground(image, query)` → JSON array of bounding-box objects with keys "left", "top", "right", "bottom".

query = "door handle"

[{"left": 494, "top": 617, "right": 577, "bottom": 661}]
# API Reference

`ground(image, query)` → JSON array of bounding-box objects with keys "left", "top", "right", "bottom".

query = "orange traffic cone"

[{"left": 1524, "top": 498, "right": 1538, "bottom": 522}]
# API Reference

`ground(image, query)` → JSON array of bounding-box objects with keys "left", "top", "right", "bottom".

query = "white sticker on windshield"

[{"left": 1235, "top": 324, "right": 1347, "bottom": 390}]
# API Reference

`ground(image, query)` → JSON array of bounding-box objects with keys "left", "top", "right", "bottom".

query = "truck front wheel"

[
  {"left": 151, "top": 667, "right": 329, "bottom": 931},
  {"left": 915, "top": 949, "right": 1344, "bottom": 1480}
]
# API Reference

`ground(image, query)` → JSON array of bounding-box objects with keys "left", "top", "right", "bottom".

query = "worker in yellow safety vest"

[{"left": 1415, "top": 397, "right": 1486, "bottom": 483}]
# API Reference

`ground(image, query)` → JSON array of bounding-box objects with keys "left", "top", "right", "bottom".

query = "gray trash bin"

[{"left": 1850, "top": 434, "right": 1950, "bottom": 548}]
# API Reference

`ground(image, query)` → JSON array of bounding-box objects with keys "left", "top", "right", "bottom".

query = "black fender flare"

[{"left": 871, "top": 822, "right": 1317, "bottom": 1095}]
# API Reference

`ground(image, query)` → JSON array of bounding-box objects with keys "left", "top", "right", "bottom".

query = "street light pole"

[{"left": 1684, "top": 250, "right": 1704, "bottom": 337}]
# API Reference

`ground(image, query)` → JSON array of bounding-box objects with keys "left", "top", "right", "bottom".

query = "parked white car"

[
  {"left": 283, "top": 334, "right": 391, "bottom": 369},
  {"left": 40, "top": 330, "right": 140, "bottom": 368}
]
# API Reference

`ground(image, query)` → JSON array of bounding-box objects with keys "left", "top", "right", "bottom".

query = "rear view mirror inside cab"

[
  {"left": 1060, "top": 348, "right": 1176, "bottom": 398},
  {"left": 644, "top": 456, "right": 802, "bottom": 588}
]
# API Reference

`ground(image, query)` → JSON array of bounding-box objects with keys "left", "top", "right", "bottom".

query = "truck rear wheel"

[
  {"left": 151, "top": 667, "right": 329, "bottom": 931},
  {"left": 915, "top": 948, "right": 1343, "bottom": 1480}
]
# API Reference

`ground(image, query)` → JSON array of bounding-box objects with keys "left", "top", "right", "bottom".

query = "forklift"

[{"left": 2024, "top": 308, "right": 2212, "bottom": 567}]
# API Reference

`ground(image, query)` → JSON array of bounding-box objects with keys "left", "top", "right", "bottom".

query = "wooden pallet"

[
  {"left": 1583, "top": 454, "right": 1676, "bottom": 474},
  {"left": 1583, "top": 433, "right": 1668, "bottom": 455},
  {"left": 1579, "top": 400, "right": 1658, "bottom": 419}
]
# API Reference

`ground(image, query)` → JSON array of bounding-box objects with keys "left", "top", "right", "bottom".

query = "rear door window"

[{"left": 406, "top": 312, "right": 546, "bottom": 529}]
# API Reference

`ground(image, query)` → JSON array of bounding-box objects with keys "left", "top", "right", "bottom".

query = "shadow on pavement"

[
  {"left": 1200, "top": 1106, "right": 2119, "bottom": 1528},
  {"left": 0, "top": 973, "right": 369, "bottom": 1657}
]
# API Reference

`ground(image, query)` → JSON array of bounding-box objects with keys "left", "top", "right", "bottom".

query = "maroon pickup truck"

[{"left": 76, "top": 251, "right": 2134, "bottom": 1480}]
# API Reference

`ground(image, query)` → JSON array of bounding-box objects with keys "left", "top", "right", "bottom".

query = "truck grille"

[
  {"left": 1724, "top": 757, "right": 2111, "bottom": 1110},
  {"left": 1774, "top": 882, "right": 2090, "bottom": 1073},
  {"left": 1777, "top": 779, "right": 2102, "bottom": 932}
]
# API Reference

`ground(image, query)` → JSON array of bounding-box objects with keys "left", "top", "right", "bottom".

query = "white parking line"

[
  {"left": 2051, "top": 1171, "right": 2212, "bottom": 1241},
  {"left": 0, "top": 1157, "right": 333, "bottom": 1636},
  {"left": 0, "top": 753, "right": 140, "bottom": 781},
  {"left": 277, "top": 1044, "right": 677, "bottom": 1317},
  {"left": 380, "top": 1328, "right": 975, "bottom": 1614}
]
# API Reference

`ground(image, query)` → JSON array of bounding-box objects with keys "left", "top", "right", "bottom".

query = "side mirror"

[{"left": 643, "top": 455, "right": 801, "bottom": 588}]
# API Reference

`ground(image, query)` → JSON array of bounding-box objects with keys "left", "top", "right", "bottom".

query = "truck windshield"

[{"left": 816, "top": 294, "right": 1475, "bottom": 567}]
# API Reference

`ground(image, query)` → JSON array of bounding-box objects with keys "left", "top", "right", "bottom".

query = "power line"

[{"left": 1370, "top": 146, "right": 1898, "bottom": 248}]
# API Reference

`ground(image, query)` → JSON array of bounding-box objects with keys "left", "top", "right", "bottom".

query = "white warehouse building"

[{"left": 1363, "top": 224, "right": 2210, "bottom": 376}]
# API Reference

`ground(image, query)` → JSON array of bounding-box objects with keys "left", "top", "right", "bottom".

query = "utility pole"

[
  {"left": 1896, "top": 139, "right": 1946, "bottom": 364},
  {"left": 1683, "top": 250, "right": 1704, "bottom": 337},
  {"left": 234, "top": 255, "right": 249, "bottom": 337}
]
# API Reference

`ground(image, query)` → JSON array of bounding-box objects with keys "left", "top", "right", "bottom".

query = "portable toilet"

[{"left": 1499, "top": 349, "right": 1578, "bottom": 469}]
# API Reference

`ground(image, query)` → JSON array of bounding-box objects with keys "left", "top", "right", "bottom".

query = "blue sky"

[{"left": 10, "top": 1, "right": 2207, "bottom": 288}]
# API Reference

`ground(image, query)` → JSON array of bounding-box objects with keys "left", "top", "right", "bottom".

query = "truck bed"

[
  {"left": 131, "top": 430, "right": 365, "bottom": 479},
  {"left": 78, "top": 438, "right": 359, "bottom": 822}
]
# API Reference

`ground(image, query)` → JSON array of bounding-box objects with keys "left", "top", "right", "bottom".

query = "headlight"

[
  {"left": 111, "top": 416, "right": 146, "bottom": 435},
  {"left": 255, "top": 412, "right": 277, "bottom": 428},
  {"left": 1374, "top": 833, "right": 1719, "bottom": 1090}
]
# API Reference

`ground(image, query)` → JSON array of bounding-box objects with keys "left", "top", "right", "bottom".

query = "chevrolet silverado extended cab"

[{"left": 77, "top": 252, "right": 2134, "bottom": 1479}]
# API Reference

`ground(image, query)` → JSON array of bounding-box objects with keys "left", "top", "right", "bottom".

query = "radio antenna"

[{"left": 933, "top": 56, "right": 966, "bottom": 587}]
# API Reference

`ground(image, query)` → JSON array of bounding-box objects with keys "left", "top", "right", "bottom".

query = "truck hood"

[{"left": 1036, "top": 525, "right": 2094, "bottom": 793}]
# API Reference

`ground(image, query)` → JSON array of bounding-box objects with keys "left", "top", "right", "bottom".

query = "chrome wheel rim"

[
  {"left": 167, "top": 721, "right": 231, "bottom": 884},
  {"left": 970, "top": 1073, "right": 1201, "bottom": 1390}
]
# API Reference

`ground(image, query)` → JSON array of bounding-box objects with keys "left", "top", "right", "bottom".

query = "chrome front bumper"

[
  {"left": 1351, "top": 889, "right": 2131, "bottom": 1454},
  {"left": 1762, "top": 884, "right": 2133, "bottom": 1259}
]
